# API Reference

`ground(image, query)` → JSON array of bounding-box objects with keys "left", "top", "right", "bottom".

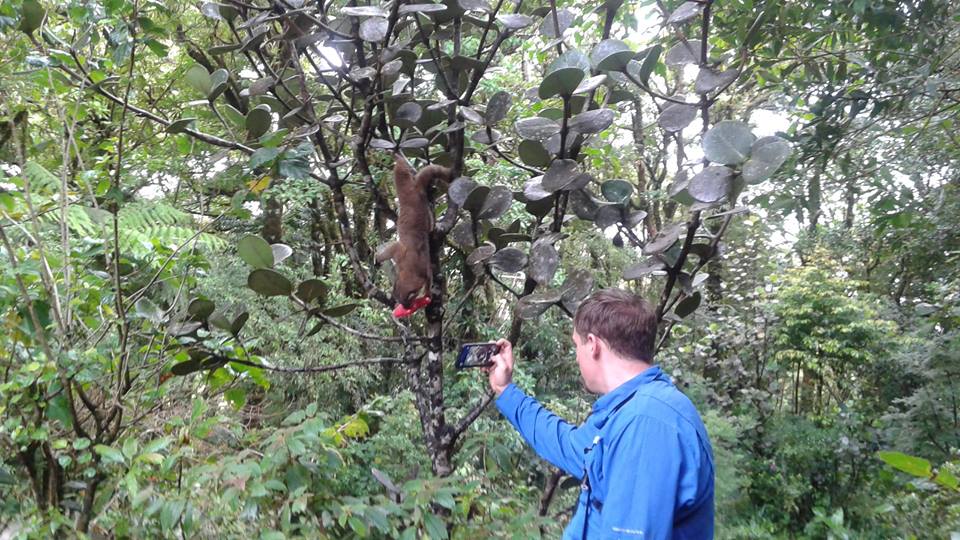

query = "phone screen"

[{"left": 456, "top": 342, "right": 500, "bottom": 369}]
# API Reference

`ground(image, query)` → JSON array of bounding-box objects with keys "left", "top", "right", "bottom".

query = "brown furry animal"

[{"left": 376, "top": 156, "right": 451, "bottom": 316}]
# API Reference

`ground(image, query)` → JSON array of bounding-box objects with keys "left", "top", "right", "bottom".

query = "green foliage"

[{"left": 2, "top": 0, "right": 960, "bottom": 537}]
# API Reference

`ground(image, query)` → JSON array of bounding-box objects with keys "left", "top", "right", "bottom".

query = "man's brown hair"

[{"left": 573, "top": 288, "right": 657, "bottom": 362}]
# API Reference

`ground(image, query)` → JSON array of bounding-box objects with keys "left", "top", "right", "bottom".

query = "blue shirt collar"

[{"left": 591, "top": 365, "right": 665, "bottom": 417}]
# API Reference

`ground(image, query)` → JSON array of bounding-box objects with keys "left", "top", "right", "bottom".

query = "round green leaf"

[
  {"left": 245, "top": 105, "right": 272, "bottom": 139},
  {"left": 499, "top": 233, "right": 531, "bottom": 244},
  {"left": 573, "top": 74, "right": 608, "bottom": 95},
  {"left": 231, "top": 312, "right": 249, "bottom": 335},
  {"left": 322, "top": 303, "right": 360, "bottom": 317},
  {"left": 460, "top": 106, "right": 484, "bottom": 124},
  {"left": 539, "top": 68, "right": 585, "bottom": 99},
  {"left": 523, "top": 177, "right": 552, "bottom": 201},
  {"left": 472, "top": 129, "right": 501, "bottom": 145},
  {"left": 569, "top": 109, "right": 615, "bottom": 134},
  {"left": 188, "top": 298, "right": 216, "bottom": 320},
  {"left": 209, "top": 43, "right": 241, "bottom": 55},
  {"left": 664, "top": 40, "right": 702, "bottom": 67},
  {"left": 516, "top": 117, "right": 560, "bottom": 141},
  {"left": 168, "top": 321, "right": 202, "bottom": 336},
  {"left": 395, "top": 102, "right": 422, "bottom": 128},
  {"left": 448, "top": 177, "right": 478, "bottom": 206},
  {"left": 569, "top": 189, "right": 598, "bottom": 220},
  {"left": 591, "top": 39, "right": 634, "bottom": 71},
  {"left": 628, "top": 44, "right": 663, "bottom": 86},
  {"left": 341, "top": 6, "right": 388, "bottom": 16},
  {"left": 19, "top": 0, "right": 46, "bottom": 34},
  {"left": 370, "top": 138, "right": 397, "bottom": 150},
  {"left": 607, "top": 89, "right": 636, "bottom": 104},
  {"left": 601, "top": 179, "right": 633, "bottom": 204},
  {"left": 625, "top": 209, "right": 647, "bottom": 228},
  {"left": 208, "top": 68, "right": 229, "bottom": 100},
  {"left": 360, "top": 17, "right": 388, "bottom": 41},
  {"left": 450, "top": 221, "right": 475, "bottom": 249},
  {"left": 519, "top": 140, "right": 551, "bottom": 167},
  {"left": 185, "top": 64, "right": 212, "bottom": 96},
  {"left": 560, "top": 269, "right": 593, "bottom": 303},
  {"left": 688, "top": 166, "right": 734, "bottom": 203},
  {"left": 166, "top": 118, "right": 197, "bottom": 134},
  {"left": 702, "top": 120, "right": 755, "bottom": 165},
  {"left": 247, "top": 268, "right": 293, "bottom": 297},
  {"left": 489, "top": 247, "right": 527, "bottom": 273},
  {"left": 658, "top": 103, "right": 698, "bottom": 132},
  {"left": 209, "top": 311, "right": 232, "bottom": 332},
  {"left": 547, "top": 48, "right": 590, "bottom": 73},
  {"left": 459, "top": 0, "right": 490, "bottom": 12},
  {"left": 463, "top": 185, "right": 491, "bottom": 214},
  {"left": 539, "top": 8, "right": 573, "bottom": 38},
  {"left": 466, "top": 243, "right": 497, "bottom": 265},
  {"left": 742, "top": 136, "right": 792, "bottom": 184},
  {"left": 643, "top": 222, "right": 685, "bottom": 255},
  {"left": 624, "top": 257, "right": 667, "bottom": 280},
  {"left": 296, "top": 279, "right": 328, "bottom": 303},
  {"left": 497, "top": 14, "right": 534, "bottom": 30},
  {"left": 221, "top": 104, "right": 245, "bottom": 127},
  {"left": 527, "top": 289, "right": 563, "bottom": 304},
  {"left": 542, "top": 159, "right": 580, "bottom": 192},
  {"left": 668, "top": 172, "right": 697, "bottom": 206},
  {"left": 238, "top": 235, "right": 274, "bottom": 268},
  {"left": 248, "top": 77, "right": 275, "bottom": 96},
  {"left": 674, "top": 292, "right": 701, "bottom": 318},
  {"left": 485, "top": 91, "right": 512, "bottom": 124},
  {"left": 517, "top": 296, "right": 553, "bottom": 319},
  {"left": 478, "top": 186, "right": 513, "bottom": 219},
  {"left": 528, "top": 243, "right": 559, "bottom": 284},
  {"left": 694, "top": 67, "right": 737, "bottom": 95},
  {"left": 525, "top": 196, "right": 555, "bottom": 219},
  {"left": 567, "top": 172, "right": 593, "bottom": 191},
  {"left": 450, "top": 55, "right": 484, "bottom": 72},
  {"left": 667, "top": 1, "right": 702, "bottom": 24},
  {"left": 594, "top": 204, "right": 621, "bottom": 228},
  {"left": 400, "top": 3, "right": 448, "bottom": 14}
]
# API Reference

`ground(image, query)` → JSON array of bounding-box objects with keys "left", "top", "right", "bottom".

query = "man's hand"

[{"left": 486, "top": 338, "right": 514, "bottom": 396}]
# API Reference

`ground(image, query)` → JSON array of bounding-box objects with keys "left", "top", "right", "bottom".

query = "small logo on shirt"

[{"left": 611, "top": 526, "right": 645, "bottom": 537}]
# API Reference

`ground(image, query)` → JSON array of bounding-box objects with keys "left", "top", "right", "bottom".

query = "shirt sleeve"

[
  {"left": 495, "top": 383, "right": 587, "bottom": 476},
  {"left": 597, "top": 415, "right": 683, "bottom": 540}
]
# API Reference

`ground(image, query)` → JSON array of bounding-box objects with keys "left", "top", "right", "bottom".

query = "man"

[{"left": 486, "top": 289, "right": 714, "bottom": 539}]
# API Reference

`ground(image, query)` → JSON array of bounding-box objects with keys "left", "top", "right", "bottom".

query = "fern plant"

[{"left": 14, "top": 161, "right": 225, "bottom": 255}]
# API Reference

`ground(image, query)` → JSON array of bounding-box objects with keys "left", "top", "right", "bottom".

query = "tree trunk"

[
  {"left": 262, "top": 195, "right": 283, "bottom": 244},
  {"left": 807, "top": 168, "right": 822, "bottom": 233}
]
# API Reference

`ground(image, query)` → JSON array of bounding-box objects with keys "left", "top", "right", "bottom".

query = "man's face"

[{"left": 572, "top": 330, "right": 597, "bottom": 393}]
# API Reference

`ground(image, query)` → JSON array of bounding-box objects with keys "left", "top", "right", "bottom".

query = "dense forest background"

[{"left": 1, "top": 0, "right": 959, "bottom": 537}]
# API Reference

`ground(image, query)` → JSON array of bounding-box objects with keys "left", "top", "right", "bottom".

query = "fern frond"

[{"left": 21, "top": 162, "right": 60, "bottom": 195}]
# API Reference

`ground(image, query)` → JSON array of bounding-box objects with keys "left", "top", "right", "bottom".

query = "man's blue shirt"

[{"left": 495, "top": 366, "right": 714, "bottom": 539}]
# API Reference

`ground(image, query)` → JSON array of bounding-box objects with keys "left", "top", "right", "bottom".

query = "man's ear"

[{"left": 587, "top": 333, "right": 602, "bottom": 360}]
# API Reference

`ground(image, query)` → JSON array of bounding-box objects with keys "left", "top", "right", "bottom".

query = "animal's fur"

[{"left": 377, "top": 156, "right": 451, "bottom": 309}]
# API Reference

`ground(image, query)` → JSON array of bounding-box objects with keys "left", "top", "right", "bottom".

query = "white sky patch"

[{"left": 750, "top": 109, "right": 792, "bottom": 137}]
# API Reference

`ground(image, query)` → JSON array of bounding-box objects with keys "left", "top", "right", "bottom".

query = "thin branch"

[
  {"left": 227, "top": 356, "right": 404, "bottom": 374},
  {"left": 451, "top": 391, "right": 496, "bottom": 443}
]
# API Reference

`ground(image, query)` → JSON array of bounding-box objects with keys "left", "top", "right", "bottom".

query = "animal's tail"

[
  {"left": 414, "top": 164, "right": 452, "bottom": 191},
  {"left": 394, "top": 153, "right": 416, "bottom": 176}
]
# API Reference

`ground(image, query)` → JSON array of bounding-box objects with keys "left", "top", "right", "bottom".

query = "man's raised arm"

[{"left": 487, "top": 339, "right": 587, "bottom": 476}]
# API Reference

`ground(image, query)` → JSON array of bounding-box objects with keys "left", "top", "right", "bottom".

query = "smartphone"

[{"left": 456, "top": 341, "right": 500, "bottom": 369}]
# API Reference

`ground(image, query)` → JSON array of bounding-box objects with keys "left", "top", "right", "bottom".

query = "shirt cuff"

[{"left": 495, "top": 383, "right": 525, "bottom": 416}]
